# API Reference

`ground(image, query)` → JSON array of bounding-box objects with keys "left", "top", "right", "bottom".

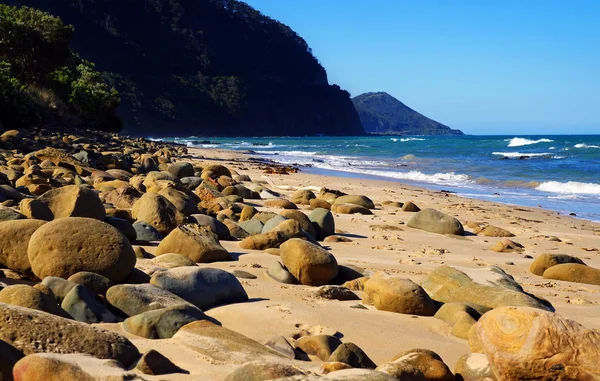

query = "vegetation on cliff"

[
  {"left": 0, "top": 4, "right": 121, "bottom": 131},
  {"left": 352, "top": 92, "right": 463, "bottom": 136}
]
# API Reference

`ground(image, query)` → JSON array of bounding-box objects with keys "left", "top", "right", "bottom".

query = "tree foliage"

[{"left": 0, "top": 4, "right": 121, "bottom": 131}]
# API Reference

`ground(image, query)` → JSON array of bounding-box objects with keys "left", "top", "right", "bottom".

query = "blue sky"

[{"left": 245, "top": 0, "right": 599, "bottom": 135}]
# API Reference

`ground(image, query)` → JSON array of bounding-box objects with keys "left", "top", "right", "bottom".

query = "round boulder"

[
  {"left": 407, "top": 208, "right": 464, "bottom": 235},
  {"left": 28, "top": 217, "right": 136, "bottom": 283},
  {"left": 363, "top": 273, "right": 437, "bottom": 316},
  {"left": 155, "top": 224, "right": 232, "bottom": 263},
  {"left": 0, "top": 219, "right": 46, "bottom": 277},
  {"left": 279, "top": 238, "right": 338, "bottom": 286}
]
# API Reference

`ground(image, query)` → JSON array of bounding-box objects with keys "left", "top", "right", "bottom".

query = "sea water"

[{"left": 158, "top": 135, "right": 600, "bottom": 222}]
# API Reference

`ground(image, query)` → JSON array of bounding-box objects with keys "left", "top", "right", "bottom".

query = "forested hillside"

[{"left": 6, "top": 0, "right": 363, "bottom": 136}]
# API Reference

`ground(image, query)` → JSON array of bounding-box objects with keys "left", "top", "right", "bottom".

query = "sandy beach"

[
  {"left": 1, "top": 136, "right": 599, "bottom": 380},
  {"left": 115, "top": 146, "right": 600, "bottom": 379}
]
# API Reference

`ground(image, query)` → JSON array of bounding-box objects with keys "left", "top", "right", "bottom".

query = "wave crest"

[
  {"left": 507, "top": 137, "right": 553, "bottom": 147},
  {"left": 536, "top": 181, "right": 600, "bottom": 195}
]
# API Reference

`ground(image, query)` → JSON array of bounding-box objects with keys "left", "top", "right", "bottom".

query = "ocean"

[{"left": 158, "top": 135, "right": 600, "bottom": 222}]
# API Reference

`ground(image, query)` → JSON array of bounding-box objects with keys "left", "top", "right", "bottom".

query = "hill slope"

[
  {"left": 8, "top": 0, "right": 364, "bottom": 137},
  {"left": 352, "top": 92, "right": 463, "bottom": 135}
]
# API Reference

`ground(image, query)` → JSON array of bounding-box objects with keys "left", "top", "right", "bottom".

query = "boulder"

[
  {"left": 104, "top": 217, "right": 136, "bottom": 242},
  {"left": 131, "top": 193, "right": 185, "bottom": 235},
  {"left": 153, "top": 253, "right": 197, "bottom": 269},
  {"left": 67, "top": 272, "right": 113, "bottom": 296},
  {"left": 328, "top": 343, "right": 376, "bottom": 369},
  {"left": 0, "top": 340, "right": 24, "bottom": 381},
  {"left": 490, "top": 239, "right": 524, "bottom": 253},
  {"left": 239, "top": 231, "right": 287, "bottom": 250},
  {"left": 136, "top": 350, "right": 184, "bottom": 376},
  {"left": 421, "top": 265, "right": 552, "bottom": 311},
  {"left": 158, "top": 186, "right": 199, "bottom": 216},
  {"left": 530, "top": 253, "right": 586, "bottom": 276},
  {"left": 203, "top": 164, "right": 231, "bottom": 178},
  {"left": 401, "top": 201, "right": 420, "bottom": 212},
  {"left": 239, "top": 219, "right": 264, "bottom": 235},
  {"left": 150, "top": 267, "right": 248, "bottom": 310},
  {"left": 28, "top": 217, "right": 136, "bottom": 283},
  {"left": 240, "top": 205, "right": 259, "bottom": 221},
  {"left": 41, "top": 277, "right": 77, "bottom": 302},
  {"left": 470, "top": 306, "right": 600, "bottom": 380},
  {"left": 0, "top": 285, "right": 70, "bottom": 319},
  {"left": 264, "top": 199, "right": 298, "bottom": 209},
  {"left": 309, "top": 198, "right": 331, "bottom": 210},
  {"left": 407, "top": 209, "right": 464, "bottom": 235},
  {"left": 334, "top": 195, "right": 375, "bottom": 209},
  {"left": 454, "top": 353, "right": 496, "bottom": 381},
  {"left": 477, "top": 225, "right": 515, "bottom": 237},
  {"left": 280, "top": 239, "right": 338, "bottom": 286},
  {"left": 0, "top": 219, "right": 46, "bottom": 277},
  {"left": 309, "top": 208, "right": 335, "bottom": 240},
  {"left": 295, "top": 335, "right": 342, "bottom": 361},
  {"left": 292, "top": 189, "right": 316, "bottom": 205},
  {"left": 103, "top": 185, "right": 141, "bottom": 209},
  {"left": 543, "top": 263, "right": 600, "bottom": 286},
  {"left": 280, "top": 210, "right": 317, "bottom": 239},
  {"left": 188, "top": 214, "right": 232, "bottom": 240},
  {"left": 225, "top": 362, "right": 306, "bottom": 381},
  {"left": 267, "top": 262, "right": 298, "bottom": 284},
  {"left": 173, "top": 320, "right": 286, "bottom": 364},
  {"left": 155, "top": 224, "right": 232, "bottom": 263},
  {"left": 123, "top": 305, "right": 206, "bottom": 339},
  {"left": 261, "top": 215, "right": 287, "bottom": 233},
  {"left": 167, "top": 162, "right": 195, "bottom": 179},
  {"left": 61, "top": 285, "right": 119, "bottom": 324},
  {"left": 331, "top": 203, "right": 373, "bottom": 215},
  {"left": 0, "top": 206, "right": 25, "bottom": 221},
  {"left": 0, "top": 303, "right": 139, "bottom": 366},
  {"left": 35, "top": 185, "right": 105, "bottom": 220},
  {"left": 363, "top": 273, "right": 437, "bottom": 316},
  {"left": 12, "top": 353, "right": 142, "bottom": 381},
  {"left": 106, "top": 283, "right": 195, "bottom": 317},
  {"left": 264, "top": 336, "right": 296, "bottom": 359},
  {"left": 315, "top": 286, "right": 360, "bottom": 301},
  {"left": 377, "top": 349, "right": 453, "bottom": 381},
  {"left": 433, "top": 303, "right": 480, "bottom": 339},
  {"left": 132, "top": 221, "right": 164, "bottom": 242}
]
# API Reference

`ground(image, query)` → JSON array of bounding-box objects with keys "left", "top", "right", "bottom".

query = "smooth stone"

[
  {"left": 132, "top": 221, "right": 164, "bottom": 241},
  {"left": 0, "top": 285, "right": 71, "bottom": 319},
  {"left": 67, "top": 271, "right": 113, "bottom": 296},
  {"left": 131, "top": 193, "right": 185, "bottom": 235},
  {"left": 333, "top": 195, "right": 375, "bottom": 209},
  {"left": 295, "top": 335, "right": 342, "bottom": 361},
  {"left": 280, "top": 238, "right": 338, "bottom": 286},
  {"left": 328, "top": 343, "right": 377, "bottom": 369},
  {"left": 363, "top": 273, "right": 437, "bottom": 316},
  {"left": 264, "top": 336, "right": 296, "bottom": 359},
  {"left": 188, "top": 214, "right": 232, "bottom": 240},
  {"left": 150, "top": 267, "right": 248, "bottom": 310},
  {"left": 224, "top": 361, "right": 306, "bottom": 381},
  {"left": 0, "top": 219, "right": 46, "bottom": 277},
  {"left": 238, "top": 219, "right": 264, "bottom": 236},
  {"left": 407, "top": 208, "right": 465, "bottom": 235},
  {"left": 155, "top": 223, "right": 232, "bottom": 263},
  {"left": 261, "top": 215, "right": 287, "bottom": 233},
  {"left": 315, "top": 286, "right": 360, "bottom": 301},
  {"left": 104, "top": 217, "right": 137, "bottom": 242},
  {"left": 377, "top": 349, "right": 453, "bottom": 381},
  {"left": 123, "top": 305, "right": 206, "bottom": 339},
  {"left": 530, "top": 253, "right": 585, "bottom": 276},
  {"left": 543, "top": 263, "right": 600, "bottom": 286},
  {"left": 309, "top": 208, "right": 335, "bottom": 240},
  {"left": 106, "top": 283, "right": 195, "bottom": 317},
  {"left": 267, "top": 262, "right": 298, "bottom": 284},
  {"left": 28, "top": 217, "right": 136, "bottom": 283},
  {"left": 136, "top": 349, "right": 185, "bottom": 376},
  {"left": 172, "top": 320, "right": 286, "bottom": 364},
  {"left": 61, "top": 285, "right": 119, "bottom": 324},
  {"left": 36, "top": 185, "right": 106, "bottom": 220}
]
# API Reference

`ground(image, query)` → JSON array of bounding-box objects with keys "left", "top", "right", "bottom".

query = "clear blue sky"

[{"left": 244, "top": 0, "right": 599, "bottom": 135}]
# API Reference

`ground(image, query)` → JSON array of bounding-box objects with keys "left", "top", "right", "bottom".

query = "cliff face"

[
  {"left": 9, "top": 0, "right": 364, "bottom": 137},
  {"left": 352, "top": 92, "right": 463, "bottom": 136}
]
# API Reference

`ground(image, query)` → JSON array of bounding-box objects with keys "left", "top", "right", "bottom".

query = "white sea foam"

[
  {"left": 391, "top": 137, "right": 426, "bottom": 142},
  {"left": 254, "top": 150, "right": 317, "bottom": 156},
  {"left": 506, "top": 137, "right": 553, "bottom": 147},
  {"left": 574, "top": 143, "right": 600, "bottom": 149},
  {"left": 492, "top": 152, "right": 552, "bottom": 158},
  {"left": 536, "top": 181, "right": 600, "bottom": 195}
]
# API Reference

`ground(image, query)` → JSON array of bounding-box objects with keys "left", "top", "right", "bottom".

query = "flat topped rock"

[
  {"left": 106, "top": 283, "right": 196, "bottom": 317},
  {"left": 420, "top": 265, "right": 552, "bottom": 311},
  {"left": 173, "top": 320, "right": 287, "bottom": 364}
]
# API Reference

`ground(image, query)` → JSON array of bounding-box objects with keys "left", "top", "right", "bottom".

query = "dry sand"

[{"left": 105, "top": 147, "right": 600, "bottom": 380}]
